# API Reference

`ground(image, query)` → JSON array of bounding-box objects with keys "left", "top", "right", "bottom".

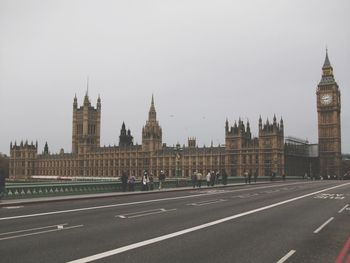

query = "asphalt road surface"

[{"left": 1, "top": 181, "right": 350, "bottom": 263}]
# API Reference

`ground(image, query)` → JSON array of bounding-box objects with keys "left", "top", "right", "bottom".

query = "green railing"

[{"left": 1, "top": 176, "right": 302, "bottom": 200}]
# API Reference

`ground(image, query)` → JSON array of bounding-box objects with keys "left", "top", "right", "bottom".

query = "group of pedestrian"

[
  {"left": 205, "top": 170, "right": 221, "bottom": 187},
  {"left": 120, "top": 170, "right": 136, "bottom": 192},
  {"left": 120, "top": 170, "right": 167, "bottom": 192},
  {"left": 191, "top": 171, "right": 202, "bottom": 188},
  {"left": 141, "top": 171, "right": 154, "bottom": 191},
  {"left": 243, "top": 169, "right": 258, "bottom": 184}
]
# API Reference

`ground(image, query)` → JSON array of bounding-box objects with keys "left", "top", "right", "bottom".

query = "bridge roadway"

[{"left": 1, "top": 181, "right": 350, "bottom": 263}]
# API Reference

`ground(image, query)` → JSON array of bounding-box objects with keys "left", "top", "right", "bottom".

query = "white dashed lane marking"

[{"left": 116, "top": 208, "right": 177, "bottom": 219}]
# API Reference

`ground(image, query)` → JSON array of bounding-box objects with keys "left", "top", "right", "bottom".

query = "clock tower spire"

[{"left": 317, "top": 49, "right": 341, "bottom": 178}]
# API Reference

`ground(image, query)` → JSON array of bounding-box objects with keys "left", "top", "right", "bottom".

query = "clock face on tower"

[{"left": 320, "top": 94, "right": 332, "bottom": 105}]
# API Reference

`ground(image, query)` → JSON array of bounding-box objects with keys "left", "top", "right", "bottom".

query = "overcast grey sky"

[{"left": 0, "top": 0, "right": 349, "bottom": 155}]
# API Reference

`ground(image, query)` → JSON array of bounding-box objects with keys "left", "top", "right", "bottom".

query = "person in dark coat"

[
  {"left": 191, "top": 171, "right": 197, "bottom": 188},
  {"left": 0, "top": 168, "right": 5, "bottom": 199},
  {"left": 149, "top": 173, "right": 154, "bottom": 190},
  {"left": 215, "top": 171, "right": 220, "bottom": 185},
  {"left": 254, "top": 169, "right": 258, "bottom": 183},
  {"left": 210, "top": 171, "right": 215, "bottom": 186},
  {"left": 121, "top": 170, "right": 128, "bottom": 192},
  {"left": 158, "top": 170, "right": 165, "bottom": 190},
  {"left": 222, "top": 170, "right": 228, "bottom": 185},
  {"left": 128, "top": 174, "right": 136, "bottom": 191}
]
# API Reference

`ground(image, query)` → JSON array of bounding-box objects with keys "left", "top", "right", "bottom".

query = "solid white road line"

[
  {"left": 313, "top": 217, "right": 334, "bottom": 234},
  {"left": 0, "top": 224, "right": 83, "bottom": 241},
  {"left": 0, "top": 182, "right": 307, "bottom": 221},
  {"left": 338, "top": 204, "right": 349, "bottom": 213},
  {"left": 276, "top": 250, "right": 296, "bottom": 263},
  {"left": 67, "top": 183, "right": 350, "bottom": 263}
]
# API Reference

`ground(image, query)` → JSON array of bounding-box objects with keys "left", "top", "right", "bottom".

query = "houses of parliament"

[{"left": 9, "top": 52, "right": 342, "bottom": 180}]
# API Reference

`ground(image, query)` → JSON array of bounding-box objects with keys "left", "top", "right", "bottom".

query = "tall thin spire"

[
  {"left": 322, "top": 48, "right": 332, "bottom": 69},
  {"left": 148, "top": 94, "right": 157, "bottom": 121},
  {"left": 150, "top": 94, "right": 155, "bottom": 111},
  {"left": 73, "top": 93, "right": 78, "bottom": 109},
  {"left": 86, "top": 76, "right": 89, "bottom": 96},
  {"left": 84, "top": 77, "right": 90, "bottom": 106},
  {"left": 319, "top": 49, "right": 336, "bottom": 86}
]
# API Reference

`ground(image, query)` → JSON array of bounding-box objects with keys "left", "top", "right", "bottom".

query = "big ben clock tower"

[{"left": 317, "top": 50, "right": 342, "bottom": 178}]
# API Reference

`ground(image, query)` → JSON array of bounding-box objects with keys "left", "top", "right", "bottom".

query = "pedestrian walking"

[
  {"left": 191, "top": 171, "right": 197, "bottom": 188},
  {"left": 254, "top": 169, "right": 258, "bottom": 183},
  {"left": 244, "top": 171, "right": 248, "bottom": 184},
  {"left": 215, "top": 171, "right": 220, "bottom": 185},
  {"left": 196, "top": 171, "right": 202, "bottom": 188},
  {"left": 222, "top": 170, "right": 228, "bottom": 185},
  {"left": 158, "top": 170, "right": 165, "bottom": 190},
  {"left": 210, "top": 171, "right": 215, "bottom": 186},
  {"left": 142, "top": 171, "right": 149, "bottom": 191},
  {"left": 149, "top": 173, "right": 154, "bottom": 190},
  {"left": 128, "top": 174, "right": 136, "bottom": 191},
  {"left": 270, "top": 171, "right": 276, "bottom": 181},
  {"left": 121, "top": 170, "right": 128, "bottom": 192},
  {"left": 0, "top": 168, "right": 5, "bottom": 199},
  {"left": 206, "top": 171, "right": 211, "bottom": 187}
]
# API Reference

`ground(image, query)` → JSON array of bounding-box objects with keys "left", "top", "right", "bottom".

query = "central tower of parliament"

[{"left": 9, "top": 52, "right": 342, "bottom": 180}]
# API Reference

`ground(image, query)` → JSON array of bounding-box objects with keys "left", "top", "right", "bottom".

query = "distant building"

[
  {"left": 9, "top": 52, "right": 342, "bottom": 179},
  {"left": 284, "top": 137, "right": 319, "bottom": 178}
]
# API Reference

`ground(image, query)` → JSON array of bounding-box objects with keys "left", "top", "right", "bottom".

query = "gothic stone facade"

[
  {"left": 9, "top": 52, "right": 342, "bottom": 180},
  {"left": 9, "top": 94, "right": 284, "bottom": 180},
  {"left": 317, "top": 51, "right": 342, "bottom": 178}
]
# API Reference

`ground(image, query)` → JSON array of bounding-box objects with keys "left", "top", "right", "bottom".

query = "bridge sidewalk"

[{"left": 0, "top": 181, "right": 273, "bottom": 207}]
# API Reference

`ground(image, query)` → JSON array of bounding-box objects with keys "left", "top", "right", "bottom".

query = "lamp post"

[{"left": 175, "top": 143, "right": 182, "bottom": 179}]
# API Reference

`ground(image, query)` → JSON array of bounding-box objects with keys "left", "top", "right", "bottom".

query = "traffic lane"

[
  {"left": 0, "top": 188, "right": 207, "bottom": 216},
  {"left": 39, "top": 182, "right": 350, "bottom": 262},
  {"left": 0, "top": 181, "right": 332, "bottom": 219},
  {"left": 93, "top": 184, "right": 350, "bottom": 263},
  {"left": 0, "top": 181, "right": 344, "bottom": 244},
  {"left": 289, "top": 188, "right": 350, "bottom": 263},
  {"left": 0, "top": 182, "right": 348, "bottom": 263},
  {"left": 0, "top": 181, "right": 315, "bottom": 218},
  {"left": 0, "top": 181, "right": 338, "bottom": 238}
]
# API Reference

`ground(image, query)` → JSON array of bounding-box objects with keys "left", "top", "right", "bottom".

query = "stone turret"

[
  {"left": 119, "top": 122, "right": 134, "bottom": 147},
  {"left": 72, "top": 91, "right": 101, "bottom": 154},
  {"left": 9, "top": 140, "right": 38, "bottom": 179},
  {"left": 142, "top": 95, "right": 162, "bottom": 152}
]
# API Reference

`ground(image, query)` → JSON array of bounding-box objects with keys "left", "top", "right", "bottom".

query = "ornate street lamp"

[{"left": 175, "top": 143, "right": 182, "bottom": 178}]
